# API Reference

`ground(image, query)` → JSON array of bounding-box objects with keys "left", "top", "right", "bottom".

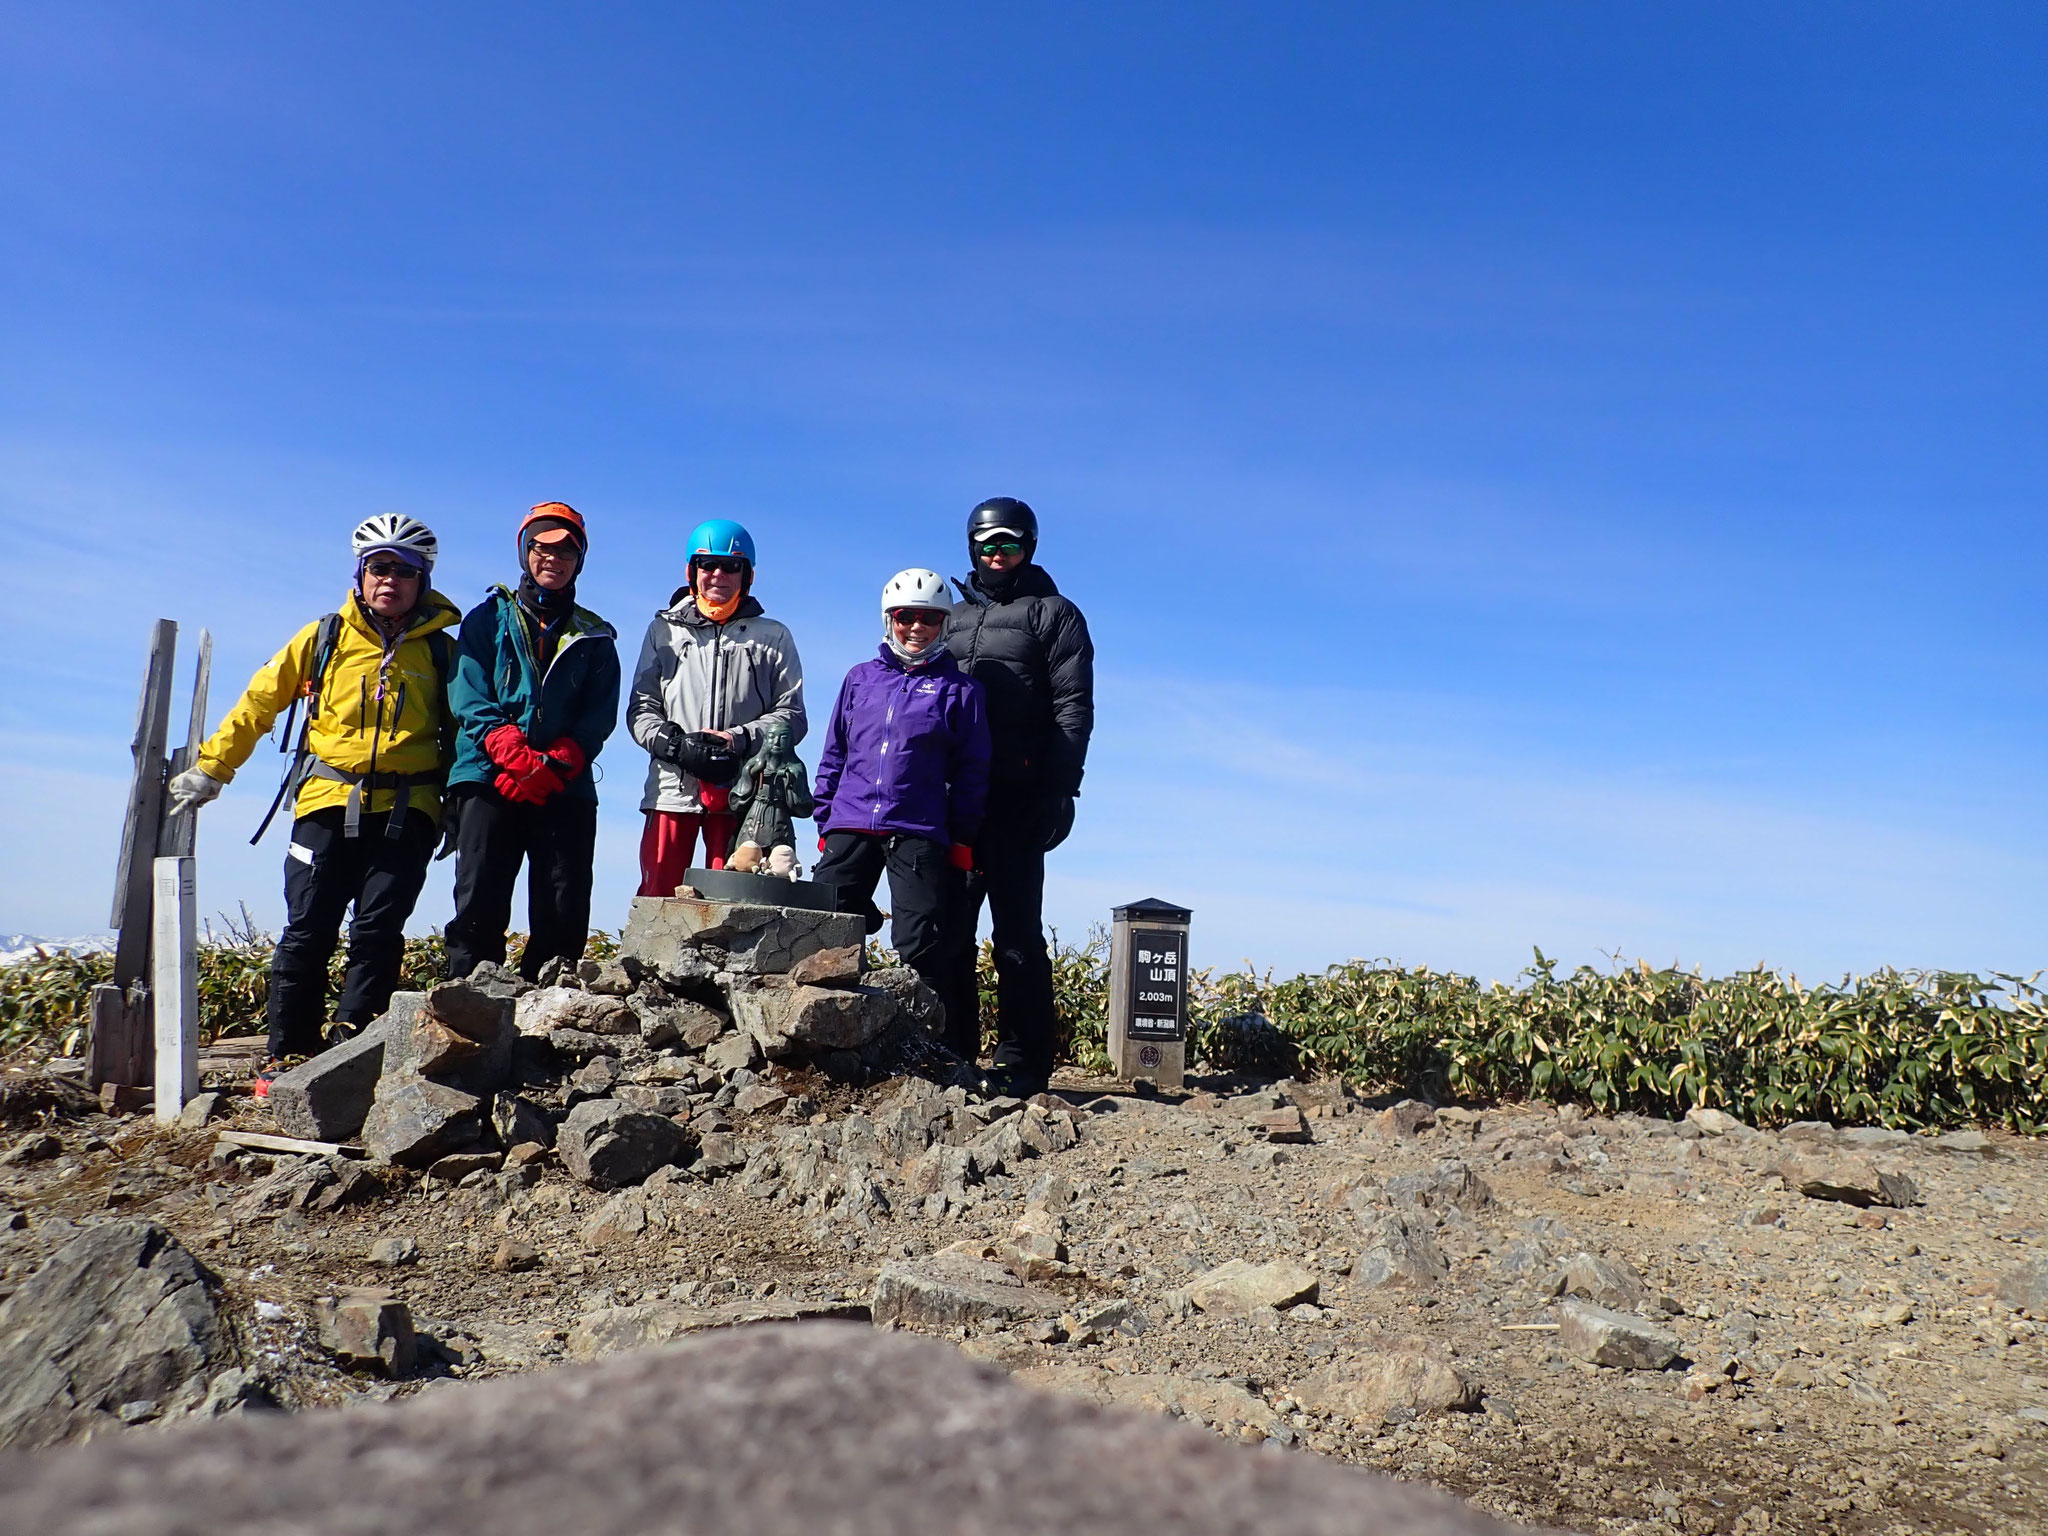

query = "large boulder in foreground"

[
  {"left": 0, "top": 1220, "right": 235, "bottom": 1450},
  {"left": 0, "top": 1324, "right": 1528, "bottom": 1536}
]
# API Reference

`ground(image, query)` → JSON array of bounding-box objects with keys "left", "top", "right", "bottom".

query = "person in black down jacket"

[{"left": 940, "top": 496, "right": 1095, "bottom": 1097}]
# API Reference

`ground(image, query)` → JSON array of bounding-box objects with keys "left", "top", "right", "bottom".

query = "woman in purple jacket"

[{"left": 813, "top": 568, "right": 993, "bottom": 1060}]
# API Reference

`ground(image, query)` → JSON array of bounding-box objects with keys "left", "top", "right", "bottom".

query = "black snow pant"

[
  {"left": 266, "top": 805, "right": 436, "bottom": 1059},
  {"left": 813, "top": 831, "right": 970, "bottom": 1052},
  {"left": 442, "top": 786, "right": 600, "bottom": 983},
  {"left": 939, "top": 803, "right": 1055, "bottom": 1080}
]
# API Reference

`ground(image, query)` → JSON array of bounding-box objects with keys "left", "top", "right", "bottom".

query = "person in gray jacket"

[{"left": 628, "top": 518, "right": 806, "bottom": 893}]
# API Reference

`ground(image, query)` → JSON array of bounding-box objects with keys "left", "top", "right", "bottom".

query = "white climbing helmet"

[
  {"left": 879, "top": 568, "right": 952, "bottom": 630},
  {"left": 351, "top": 513, "right": 439, "bottom": 573}
]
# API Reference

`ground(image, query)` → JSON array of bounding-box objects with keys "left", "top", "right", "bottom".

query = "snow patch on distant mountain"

[{"left": 0, "top": 934, "right": 114, "bottom": 966}]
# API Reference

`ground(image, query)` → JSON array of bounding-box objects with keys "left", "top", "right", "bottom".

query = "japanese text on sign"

[{"left": 1125, "top": 925, "right": 1186, "bottom": 1041}]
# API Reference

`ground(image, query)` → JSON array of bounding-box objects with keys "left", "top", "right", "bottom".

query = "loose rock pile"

[{"left": 0, "top": 899, "right": 2044, "bottom": 1535}]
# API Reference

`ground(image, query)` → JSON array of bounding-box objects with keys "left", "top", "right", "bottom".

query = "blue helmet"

[{"left": 687, "top": 518, "right": 756, "bottom": 568}]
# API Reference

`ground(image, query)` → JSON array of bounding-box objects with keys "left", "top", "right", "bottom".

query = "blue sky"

[{"left": 2, "top": 4, "right": 2043, "bottom": 981}]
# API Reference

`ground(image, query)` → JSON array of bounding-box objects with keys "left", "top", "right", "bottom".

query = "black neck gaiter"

[
  {"left": 972, "top": 564, "right": 1022, "bottom": 600},
  {"left": 517, "top": 576, "right": 575, "bottom": 670},
  {"left": 518, "top": 573, "right": 577, "bottom": 619}
]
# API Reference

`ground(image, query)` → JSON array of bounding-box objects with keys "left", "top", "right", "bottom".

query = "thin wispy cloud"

[{"left": 2, "top": 7, "right": 2040, "bottom": 980}]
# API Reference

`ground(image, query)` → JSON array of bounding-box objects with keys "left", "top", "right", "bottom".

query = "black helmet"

[{"left": 968, "top": 496, "right": 1037, "bottom": 562}]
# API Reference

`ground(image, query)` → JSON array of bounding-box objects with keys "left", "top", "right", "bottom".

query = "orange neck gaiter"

[{"left": 695, "top": 589, "right": 744, "bottom": 625}]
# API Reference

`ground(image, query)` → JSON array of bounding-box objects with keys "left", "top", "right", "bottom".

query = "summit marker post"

[{"left": 1106, "top": 898, "right": 1192, "bottom": 1092}]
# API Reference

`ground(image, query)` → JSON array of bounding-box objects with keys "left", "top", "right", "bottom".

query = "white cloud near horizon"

[{"left": 7, "top": 660, "right": 2040, "bottom": 990}]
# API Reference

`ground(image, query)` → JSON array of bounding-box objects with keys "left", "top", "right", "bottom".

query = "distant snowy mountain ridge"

[{"left": 0, "top": 934, "right": 114, "bottom": 966}]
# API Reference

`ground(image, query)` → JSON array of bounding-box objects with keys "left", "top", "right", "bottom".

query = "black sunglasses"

[
  {"left": 364, "top": 560, "right": 422, "bottom": 580},
  {"left": 976, "top": 540, "right": 1025, "bottom": 558},
  {"left": 694, "top": 556, "right": 748, "bottom": 575},
  {"left": 890, "top": 608, "right": 947, "bottom": 628}
]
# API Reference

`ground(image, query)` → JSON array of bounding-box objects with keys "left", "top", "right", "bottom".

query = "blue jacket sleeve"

[
  {"left": 811, "top": 671, "right": 855, "bottom": 832},
  {"left": 947, "top": 679, "right": 992, "bottom": 844}
]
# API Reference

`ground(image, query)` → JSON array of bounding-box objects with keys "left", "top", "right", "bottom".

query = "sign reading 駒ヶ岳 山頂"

[{"left": 1126, "top": 926, "right": 1186, "bottom": 1041}]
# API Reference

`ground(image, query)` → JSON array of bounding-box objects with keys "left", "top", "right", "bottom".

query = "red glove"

[
  {"left": 495, "top": 760, "right": 565, "bottom": 806},
  {"left": 484, "top": 724, "right": 544, "bottom": 775},
  {"left": 545, "top": 737, "right": 587, "bottom": 780},
  {"left": 818, "top": 835, "right": 828, "bottom": 852},
  {"left": 949, "top": 843, "right": 974, "bottom": 872}
]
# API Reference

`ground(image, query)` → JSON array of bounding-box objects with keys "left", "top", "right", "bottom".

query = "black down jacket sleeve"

[{"left": 1038, "top": 595, "right": 1095, "bottom": 799}]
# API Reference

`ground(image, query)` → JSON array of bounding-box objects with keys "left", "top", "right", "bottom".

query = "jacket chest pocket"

[
  {"left": 896, "top": 685, "right": 948, "bottom": 743},
  {"left": 389, "top": 662, "right": 437, "bottom": 732}
]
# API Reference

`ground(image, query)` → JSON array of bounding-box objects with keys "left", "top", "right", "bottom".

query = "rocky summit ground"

[{"left": 2, "top": 966, "right": 2045, "bottom": 1535}]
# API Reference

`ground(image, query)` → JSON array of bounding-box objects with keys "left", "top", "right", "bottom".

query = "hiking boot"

[{"left": 980, "top": 1065, "right": 1049, "bottom": 1101}]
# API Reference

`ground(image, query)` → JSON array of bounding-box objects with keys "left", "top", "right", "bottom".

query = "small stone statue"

[
  {"left": 728, "top": 720, "right": 814, "bottom": 860},
  {"left": 765, "top": 844, "right": 802, "bottom": 880}
]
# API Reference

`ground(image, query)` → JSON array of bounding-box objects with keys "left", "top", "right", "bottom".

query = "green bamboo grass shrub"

[
  {"left": 8, "top": 926, "right": 2041, "bottom": 1131},
  {"left": 1180, "top": 952, "right": 2048, "bottom": 1133}
]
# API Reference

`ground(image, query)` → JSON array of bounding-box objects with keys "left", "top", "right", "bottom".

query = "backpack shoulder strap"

[
  {"left": 425, "top": 627, "right": 458, "bottom": 769},
  {"left": 304, "top": 612, "right": 345, "bottom": 718},
  {"left": 251, "top": 612, "right": 344, "bottom": 845}
]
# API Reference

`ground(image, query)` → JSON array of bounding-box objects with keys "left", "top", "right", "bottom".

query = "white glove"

[{"left": 167, "top": 767, "right": 224, "bottom": 816}]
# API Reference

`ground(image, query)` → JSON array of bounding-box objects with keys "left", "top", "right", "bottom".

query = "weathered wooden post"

[
  {"left": 91, "top": 621, "right": 211, "bottom": 1105},
  {"left": 91, "top": 620, "right": 177, "bottom": 1092},
  {"left": 159, "top": 628, "right": 211, "bottom": 860},
  {"left": 1106, "top": 898, "right": 1192, "bottom": 1091}
]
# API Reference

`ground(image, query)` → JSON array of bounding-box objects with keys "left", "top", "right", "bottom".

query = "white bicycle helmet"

[
  {"left": 880, "top": 568, "right": 952, "bottom": 629},
  {"left": 352, "top": 513, "right": 439, "bottom": 572}
]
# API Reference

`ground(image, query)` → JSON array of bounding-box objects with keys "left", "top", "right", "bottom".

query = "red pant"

[{"left": 637, "top": 810, "right": 736, "bottom": 896}]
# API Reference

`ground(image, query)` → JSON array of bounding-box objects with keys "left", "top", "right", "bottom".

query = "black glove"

[
  {"left": 1040, "top": 794, "right": 1077, "bottom": 852},
  {"left": 434, "top": 790, "right": 466, "bottom": 862},
  {"left": 651, "top": 724, "right": 745, "bottom": 786}
]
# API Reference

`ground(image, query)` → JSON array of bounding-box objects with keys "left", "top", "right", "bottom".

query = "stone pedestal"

[{"left": 621, "top": 895, "right": 864, "bottom": 981}]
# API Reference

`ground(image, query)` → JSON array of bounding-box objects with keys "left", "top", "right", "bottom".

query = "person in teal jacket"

[{"left": 443, "top": 503, "right": 622, "bottom": 981}]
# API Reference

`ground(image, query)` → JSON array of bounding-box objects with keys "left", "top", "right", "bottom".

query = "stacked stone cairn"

[{"left": 262, "top": 894, "right": 1082, "bottom": 1226}]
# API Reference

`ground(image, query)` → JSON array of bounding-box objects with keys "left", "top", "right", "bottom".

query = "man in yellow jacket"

[{"left": 167, "top": 514, "right": 460, "bottom": 1066}]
